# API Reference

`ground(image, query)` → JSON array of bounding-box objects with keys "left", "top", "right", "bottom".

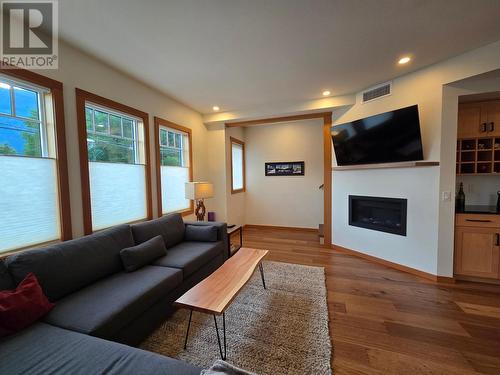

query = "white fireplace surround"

[{"left": 332, "top": 166, "right": 440, "bottom": 275}]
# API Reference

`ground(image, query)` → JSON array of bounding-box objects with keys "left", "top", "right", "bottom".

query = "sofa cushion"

[
  {"left": 185, "top": 225, "right": 218, "bottom": 242},
  {"left": 183, "top": 221, "right": 229, "bottom": 261},
  {"left": 0, "top": 273, "right": 54, "bottom": 337},
  {"left": 0, "top": 262, "right": 14, "bottom": 291},
  {"left": 131, "top": 213, "right": 185, "bottom": 248},
  {"left": 153, "top": 241, "right": 224, "bottom": 277},
  {"left": 5, "top": 225, "right": 134, "bottom": 301},
  {"left": 43, "top": 266, "right": 182, "bottom": 338},
  {"left": 0, "top": 322, "right": 201, "bottom": 375},
  {"left": 120, "top": 236, "right": 167, "bottom": 272}
]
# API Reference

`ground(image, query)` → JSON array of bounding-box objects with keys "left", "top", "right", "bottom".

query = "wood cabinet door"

[
  {"left": 455, "top": 226, "right": 500, "bottom": 279},
  {"left": 485, "top": 100, "right": 500, "bottom": 136},
  {"left": 457, "top": 104, "right": 484, "bottom": 138}
]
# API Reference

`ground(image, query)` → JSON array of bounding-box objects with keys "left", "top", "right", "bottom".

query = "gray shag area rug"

[{"left": 140, "top": 261, "right": 331, "bottom": 375}]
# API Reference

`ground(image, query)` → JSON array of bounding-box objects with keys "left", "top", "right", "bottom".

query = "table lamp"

[{"left": 185, "top": 182, "right": 214, "bottom": 221}]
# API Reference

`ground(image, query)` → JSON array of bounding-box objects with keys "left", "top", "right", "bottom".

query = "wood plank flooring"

[{"left": 243, "top": 226, "right": 500, "bottom": 375}]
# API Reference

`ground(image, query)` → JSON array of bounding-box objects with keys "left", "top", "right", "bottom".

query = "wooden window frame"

[
  {"left": 230, "top": 136, "right": 246, "bottom": 194},
  {"left": 75, "top": 88, "right": 152, "bottom": 234},
  {"left": 0, "top": 63, "right": 72, "bottom": 246},
  {"left": 154, "top": 117, "right": 194, "bottom": 217}
]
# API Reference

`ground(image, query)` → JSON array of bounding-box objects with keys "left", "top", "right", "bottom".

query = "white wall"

[
  {"left": 36, "top": 41, "right": 217, "bottom": 237},
  {"left": 244, "top": 119, "right": 324, "bottom": 228},
  {"left": 205, "top": 122, "right": 228, "bottom": 222},
  {"left": 332, "top": 40, "right": 500, "bottom": 276}
]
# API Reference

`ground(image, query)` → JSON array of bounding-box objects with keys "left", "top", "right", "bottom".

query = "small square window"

[
  {"left": 110, "top": 114, "right": 122, "bottom": 136},
  {"left": 94, "top": 110, "right": 109, "bottom": 134},
  {"left": 0, "top": 83, "right": 11, "bottom": 115},
  {"left": 160, "top": 129, "right": 168, "bottom": 146},
  {"left": 85, "top": 108, "right": 93, "bottom": 131},
  {"left": 167, "top": 131, "right": 175, "bottom": 147},
  {"left": 0, "top": 118, "right": 42, "bottom": 157},
  {"left": 14, "top": 87, "right": 39, "bottom": 120},
  {"left": 122, "top": 118, "right": 134, "bottom": 139}
]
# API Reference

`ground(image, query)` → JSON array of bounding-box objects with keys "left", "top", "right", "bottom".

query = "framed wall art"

[{"left": 265, "top": 161, "right": 305, "bottom": 176}]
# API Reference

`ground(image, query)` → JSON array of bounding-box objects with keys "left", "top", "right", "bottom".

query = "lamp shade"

[{"left": 185, "top": 182, "right": 214, "bottom": 200}]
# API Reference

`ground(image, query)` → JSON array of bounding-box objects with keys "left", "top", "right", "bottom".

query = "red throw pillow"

[{"left": 0, "top": 273, "right": 54, "bottom": 337}]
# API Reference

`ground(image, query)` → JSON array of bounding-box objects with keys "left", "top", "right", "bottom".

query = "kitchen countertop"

[{"left": 456, "top": 205, "right": 500, "bottom": 215}]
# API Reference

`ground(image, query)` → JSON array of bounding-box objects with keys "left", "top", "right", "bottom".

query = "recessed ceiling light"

[
  {"left": 322, "top": 90, "right": 331, "bottom": 96},
  {"left": 398, "top": 56, "right": 411, "bottom": 65},
  {"left": 212, "top": 106, "right": 220, "bottom": 111}
]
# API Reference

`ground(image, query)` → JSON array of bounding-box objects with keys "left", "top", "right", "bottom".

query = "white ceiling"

[{"left": 58, "top": 0, "right": 500, "bottom": 114}]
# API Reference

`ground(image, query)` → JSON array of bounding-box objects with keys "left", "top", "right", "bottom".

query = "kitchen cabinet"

[
  {"left": 457, "top": 103, "right": 483, "bottom": 138},
  {"left": 455, "top": 214, "right": 500, "bottom": 280},
  {"left": 485, "top": 100, "right": 500, "bottom": 136},
  {"left": 456, "top": 100, "right": 500, "bottom": 175},
  {"left": 457, "top": 100, "right": 500, "bottom": 138}
]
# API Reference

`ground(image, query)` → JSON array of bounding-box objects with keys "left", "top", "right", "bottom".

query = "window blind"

[
  {"left": 0, "top": 156, "right": 60, "bottom": 253},
  {"left": 89, "top": 162, "right": 147, "bottom": 230},
  {"left": 159, "top": 126, "right": 191, "bottom": 214},
  {"left": 161, "top": 165, "right": 190, "bottom": 214},
  {"left": 232, "top": 142, "right": 244, "bottom": 190}
]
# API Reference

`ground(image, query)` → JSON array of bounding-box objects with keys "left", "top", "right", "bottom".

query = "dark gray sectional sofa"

[{"left": 0, "top": 213, "right": 228, "bottom": 375}]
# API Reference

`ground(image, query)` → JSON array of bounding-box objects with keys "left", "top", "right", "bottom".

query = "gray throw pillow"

[
  {"left": 185, "top": 225, "right": 218, "bottom": 242},
  {"left": 120, "top": 236, "right": 167, "bottom": 272}
]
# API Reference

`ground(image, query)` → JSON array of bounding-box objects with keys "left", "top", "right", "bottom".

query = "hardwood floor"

[{"left": 243, "top": 226, "right": 500, "bottom": 375}]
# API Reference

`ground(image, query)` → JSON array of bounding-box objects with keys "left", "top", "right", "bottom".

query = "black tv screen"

[{"left": 332, "top": 105, "right": 424, "bottom": 166}]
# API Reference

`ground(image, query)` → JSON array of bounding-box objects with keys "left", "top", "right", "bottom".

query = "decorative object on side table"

[
  {"left": 265, "top": 161, "right": 304, "bottom": 176},
  {"left": 185, "top": 182, "right": 214, "bottom": 221}
]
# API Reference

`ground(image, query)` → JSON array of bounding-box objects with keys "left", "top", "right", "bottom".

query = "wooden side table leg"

[{"left": 239, "top": 226, "right": 243, "bottom": 248}]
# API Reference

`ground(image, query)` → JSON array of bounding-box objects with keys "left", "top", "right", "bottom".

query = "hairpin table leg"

[
  {"left": 213, "top": 313, "right": 227, "bottom": 360},
  {"left": 259, "top": 262, "right": 267, "bottom": 289},
  {"left": 183, "top": 309, "right": 193, "bottom": 349}
]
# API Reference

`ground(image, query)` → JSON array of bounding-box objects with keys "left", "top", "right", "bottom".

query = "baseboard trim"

[
  {"left": 243, "top": 224, "right": 319, "bottom": 233},
  {"left": 333, "top": 245, "right": 455, "bottom": 283},
  {"left": 454, "top": 275, "right": 500, "bottom": 285}
]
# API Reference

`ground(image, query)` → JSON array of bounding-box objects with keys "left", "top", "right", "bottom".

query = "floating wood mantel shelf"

[{"left": 332, "top": 161, "right": 440, "bottom": 171}]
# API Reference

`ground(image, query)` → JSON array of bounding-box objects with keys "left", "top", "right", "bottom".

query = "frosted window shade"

[
  {"left": 161, "top": 166, "right": 190, "bottom": 214},
  {"left": 232, "top": 143, "right": 244, "bottom": 190},
  {"left": 0, "top": 156, "right": 60, "bottom": 253},
  {"left": 89, "top": 162, "right": 147, "bottom": 230}
]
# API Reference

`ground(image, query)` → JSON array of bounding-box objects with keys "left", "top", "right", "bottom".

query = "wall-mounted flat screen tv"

[{"left": 331, "top": 104, "right": 424, "bottom": 166}]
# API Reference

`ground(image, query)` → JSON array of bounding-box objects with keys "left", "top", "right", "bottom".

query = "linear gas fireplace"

[{"left": 349, "top": 195, "right": 407, "bottom": 236}]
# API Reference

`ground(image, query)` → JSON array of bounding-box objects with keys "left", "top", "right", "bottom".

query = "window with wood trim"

[
  {"left": 76, "top": 89, "right": 152, "bottom": 234},
  {"left": 230, "top": 137, "right": 245, "bottom": 193},
  {"left": 0, "top": 69, "right": 71, "bottom": 253},
  {"left": 154, "top": 117, "right": 193, "bottom": 216}
]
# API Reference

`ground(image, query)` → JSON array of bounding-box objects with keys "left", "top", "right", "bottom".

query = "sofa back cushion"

[
  {"left": 0, "top": 262, "right": 15, "bottom": 291},
  {"left": 5, "top": 225, "right": 134, "bottom": 301},
  {"left": 120, "top": 236, "right": 167, "bottom": 272},
  {"left": 131, "top": 213, "right": 185, "bottom": 248},
  {"left": 184, "top": 225, "right": 218, "bottom": 242}
]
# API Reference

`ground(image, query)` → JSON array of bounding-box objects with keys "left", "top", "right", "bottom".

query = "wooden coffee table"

[{"left": 175, "top": 247, "right": 269, "bottom": 360}]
